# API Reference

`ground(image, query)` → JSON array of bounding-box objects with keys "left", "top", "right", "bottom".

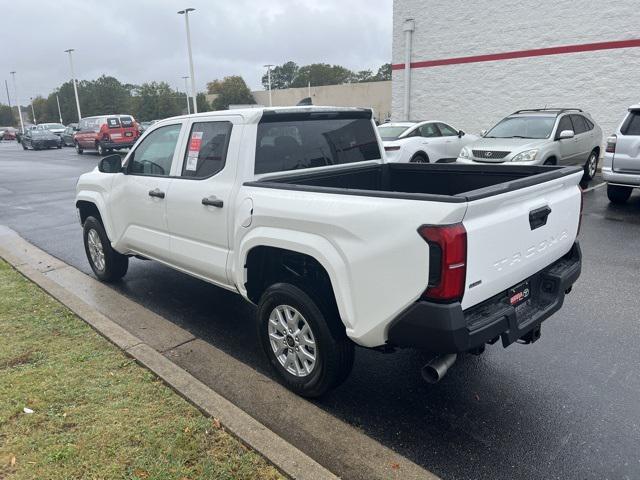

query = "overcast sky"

[{"left": 3, "top": 0, "right": 393, "bottom": 101}]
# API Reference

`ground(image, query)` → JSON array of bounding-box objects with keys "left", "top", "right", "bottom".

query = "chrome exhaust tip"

[{"left": 421, "top": 354, "right": 457, "bottom": 384}]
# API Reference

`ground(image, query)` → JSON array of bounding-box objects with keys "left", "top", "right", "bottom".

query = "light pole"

[
  {"left": 56, "top": 94, "right": 63, "bottom": 124},
  {"left": 64, "top": 49, "right": 82, "bottom": 122},
  {"left": 264, "top": 64, "right": 274, "bottom": 106},
  {"left": 30, "top": 97, "right": 36, "bottom": 124},
  {"left": 181, "top": 75, "right": 191, "bottom": 114},
  {"left": 178, "top": 8, "right": 198, "bottom": 113},
  {"left": 9, "top": 71, "right": 25, "bottom": 133}
]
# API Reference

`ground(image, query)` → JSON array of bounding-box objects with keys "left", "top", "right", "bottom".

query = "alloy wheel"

[
  {"left": 268, "top": 304, "right": 317, "bottom": 377},
  {"left": 87, "top": 228, "right": 105, "bottom": 272}
]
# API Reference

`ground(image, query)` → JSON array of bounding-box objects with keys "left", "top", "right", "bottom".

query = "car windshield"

[
  {"left": 485, "top": 116, "right": 555, "bottom": 139},
  {"left": 43, "top": 123, "right": 64, "bottom": 129},
  {"left": 377, "top": 125, "right": 413, "bottom": 141},
  {"left": 32, "top": 130, "right": 50, "bottom": 137}
]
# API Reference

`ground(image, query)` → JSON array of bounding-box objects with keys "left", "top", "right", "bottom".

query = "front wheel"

[
  {"left": 583, "top": 150, "right": 599, "bottom": 181},
  {"left": 75, "top": 142, "right": 83, "bottom": 154},
  {"left": 22, "top": 142, "right": 28, "bottom": 150},
  {"left": 257, "top": 283, "right": 354, "bottom": 398},
  {"left": 607, "top": 184, "right": 632, "bottom": 204},
  {"left": 410, "top": 153, "right": 429, "bottom": 163},
  {"left": 97, "top": 143, "right": 106, "bottom": 156},
  {"left": 83, "top": 216, "right": 129, "bottom": 282}
]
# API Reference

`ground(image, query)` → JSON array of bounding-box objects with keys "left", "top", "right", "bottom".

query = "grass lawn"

[{"left": 0, "top": 259, "right": 283, "bottom": 480}]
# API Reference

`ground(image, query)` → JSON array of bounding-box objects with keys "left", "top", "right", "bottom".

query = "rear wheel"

[
  {"left": 97, "top": 143, "right": 106, "bottom": 156},
  {"left": 607, "top": 184, "right": 632, "bottom": 204},
  {"left": 22, "top": 142, "right": 28, "bottom": 150},
  {"left": 257, "top": 283, "right": 354, "bottom": 398},
  {"left": 75, "top": 142, "right": 83, "bottom": 154},
  {"left": 83, "top": 216, "right": 128, "bottom": 282},
  {"left": 583, "top": 150, "right": 598, "bottom": 181},
  {"left": 410, "top": 152, "right": 429, "bottom": 163}
]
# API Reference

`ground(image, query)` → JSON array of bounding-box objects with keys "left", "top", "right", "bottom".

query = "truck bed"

[{"left": 246, "top": 163, "right": 582, "bottom": 202}]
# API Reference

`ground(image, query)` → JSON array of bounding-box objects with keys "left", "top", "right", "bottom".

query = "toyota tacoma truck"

[{"left": 76, "top": 107, "right": 583, "bottom": 397}]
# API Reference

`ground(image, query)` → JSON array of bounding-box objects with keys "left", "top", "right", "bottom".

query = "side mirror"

[
  {"left": 558, "top": 129, "right": 575, "bottom": 140},
  {"left": 98, "top": 154, "right": 123, "bottom": 173},
  {"left": 458, "top": 130, "right": 465, "bottom": 138},
  {"left": 73, "top": 127, "right": 80, "bottom": 132},
  {"left": 480, "top": 129, "right": 488, "bottom": 137}
]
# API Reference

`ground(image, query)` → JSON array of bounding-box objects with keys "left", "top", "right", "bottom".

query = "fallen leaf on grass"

[
  {"left": 10, "top": 456, "right": 16, "bottom": 466},
  {"left": 391, "top": 463, "right": 400, "bottom": 470},
  {"left": 212, "top": 418, "right": 221, "bottom": 429},
  {"left": 23, "top": 407, "right": 34, "bottom": 414},
  {"left": 134, "top": 469, "right": 149, "bottom": 478}
]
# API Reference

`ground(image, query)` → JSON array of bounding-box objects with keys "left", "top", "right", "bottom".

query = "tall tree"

[
  {"left": 290, "top": 63, "right": 354, "bottom": 88},
  {"left": 196, "top": 92, "right": 209, "bottom": 112},
  {"left": 374, "top": 63, "right": 392, "bottom": 81},
  {"left": 261, "top": 61, "right": 299, "bottom": 90},
  {"left": 130, "top": 82, "right": 183, "bottom": 121},
  {"left": 0, "top": 104, "right": 13, "bottom": 125},
  {"left": 208, "top": 76, "right": 255, "bottom": 110}
]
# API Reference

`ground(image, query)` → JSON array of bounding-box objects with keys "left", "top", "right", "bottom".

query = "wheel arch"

[
  {"left": 237, "top": 229, "right": 355, "bottom": 331},
  {"left": 75, "top": 194, "right": 115, "bottom": 241}
]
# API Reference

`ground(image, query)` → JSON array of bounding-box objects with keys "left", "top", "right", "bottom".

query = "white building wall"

[{"left": 392, "top": 0, "right": 640, "bottom": 136}]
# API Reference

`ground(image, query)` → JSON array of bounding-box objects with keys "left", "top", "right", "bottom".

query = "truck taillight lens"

[
  {"left": 418, "top": 224, "right": 467, "bottom": 302},
  {"left": 606, "top": 135, "right": 617, "bottom": 153}
]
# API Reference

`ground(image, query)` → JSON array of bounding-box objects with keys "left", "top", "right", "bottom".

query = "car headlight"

[
  {"left": 459, "top": 146, "right": 471, "bottom": 159},
  {"left": 511, "top": 149, "right": 538, "bottom": 162}
]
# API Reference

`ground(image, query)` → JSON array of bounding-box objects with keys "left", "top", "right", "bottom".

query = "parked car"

[
  {"left": 76, "top": 106, "right": 583, "bottom": 397},
  {"left": 0, "top": 126, "right": 18, "bottom": 141},
  {"left": 21, "top": 128, "right": 62, "bottom": 150},
  {"left": 138, "top": 120, "right": 158, "bottom": 134},
  {"left": 15, "top": 125, "right": 35, "bottom": 143},
  {"left": 37, "top": 123, "right": 66, "bottom": 136},
  {"left": 60, "top": 124, "right": 78, "bottom": 146},
  {"left": 378, "top": 121, "right": 477, "bottom": 163},
  {"left": 602, "top": 104, "right": 640, "bottom": 203},
  {"left": 457, "top": 108, "right": 602, "bottom": 181},
  {"left": 74, "top": 114, "right": 139, "bottom": 155}
]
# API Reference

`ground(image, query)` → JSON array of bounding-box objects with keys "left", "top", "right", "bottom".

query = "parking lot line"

[{"left": 583, "top": 182, "right": 606, "bottom": 192}]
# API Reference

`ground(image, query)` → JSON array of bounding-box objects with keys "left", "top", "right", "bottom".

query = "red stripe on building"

[{"left": 391, "top": 38, "right": 640, "bottom": 70}]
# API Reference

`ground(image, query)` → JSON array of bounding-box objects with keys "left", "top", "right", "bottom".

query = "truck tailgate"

[{"left": 461, "top": 169, "right": 582, "bottom": 310}]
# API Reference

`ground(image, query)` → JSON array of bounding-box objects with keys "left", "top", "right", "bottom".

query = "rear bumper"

[
  {"left": 99, "top": 140, "right": 136, "bottom": 149},
  {"left": 602, "top": 166, "right": 640, "bottom": 187},
  {"left": 387, "top": 242, "right": 582, "bottom": 353}
]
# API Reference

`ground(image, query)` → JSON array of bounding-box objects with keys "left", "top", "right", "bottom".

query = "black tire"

[
  {"left": 22, "top": 142, "right": 28, "bottom": 150},
  {"left": 607, "top": 184, "right": 632, "bottom": 204},
  {"left": 97, "top": 143, "right": 105, "bottom": 156},
  {"left": 83, "top": 216, "right": 128, "bottom": 282},
  {"left": 257, "top": 283, "right": 355, "bottom": 398},
  {"left": 410, "top": 152, "right": 429, "bottom": 163},
  {"left": 57, "top": 143, "right": 62, "bottom": 149},
  {"left": 583, "top": 150, "right": 599, "bottom": 181},
  {"left": 543, "top": 158, "right": 556, "bottom": 166},
  {"left": 75, "top": 142, "right": 83, "bottom": 154}
]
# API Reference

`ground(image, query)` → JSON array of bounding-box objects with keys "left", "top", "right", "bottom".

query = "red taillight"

[
  {"left": 605, "top": 135, "right": 617, "bottom": 153},
  {"left": 418, "top": 223, "right": 467, "bottom": 302},
  {"left": 384, "top": 146, "right": 401, "bottom": 151}
]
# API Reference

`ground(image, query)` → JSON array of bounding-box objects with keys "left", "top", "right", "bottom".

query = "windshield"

[
  {"left": 377, "top": 125, "right": 412, "bottom": 141},
  {"left": 43, "top": 123, "right": 64, "bottom": 129},
  {"left": 485, "top": 116, "right": 555, "bottom": 139}
]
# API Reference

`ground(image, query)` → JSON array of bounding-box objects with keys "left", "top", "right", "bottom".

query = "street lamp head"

[
  {"left": 64, "top": 49, "right": 74, "bottom": 53},
  {"left": 178, "top": 7, "right": 195, "bottom": 14},
  {"left": 10, "top": 71, "right": 16, "bottom": 75}
]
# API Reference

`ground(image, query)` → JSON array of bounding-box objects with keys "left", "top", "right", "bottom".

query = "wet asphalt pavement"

[{"left": 1, "top": 141, "right": 639, "bottom": 480}]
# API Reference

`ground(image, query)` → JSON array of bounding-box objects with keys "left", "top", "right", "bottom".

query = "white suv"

[{"left": 602, "top": 105, "right": 640, "bottom": 203}]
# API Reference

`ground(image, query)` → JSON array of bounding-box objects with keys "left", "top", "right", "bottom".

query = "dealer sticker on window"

[{"left": 186, "top": 131, "right": 203, "bottom": 171}]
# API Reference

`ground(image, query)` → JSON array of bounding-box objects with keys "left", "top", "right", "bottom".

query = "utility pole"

[
  {"left": 56, "top": 94, "right": 63, "bottom": 124},
  {"left": 9, "top": 71, "right": 25, "bottom": 133},
  {"left": 4, "top": 80, "right": 12, "bottom": 113},
  {"left": 264, "top": 64, "right": 274, "bottom": 106},
  {"left": 182, "top": 75, "right": 191, "bottom": 114},
  {"left": 178, "top": 8, "right": 198, "bottom": 113},
  {"left": 64, "top": 49, "right": 82, "bottom": 121},
  {"left": 30, "top": 97, "right": 36, "bottom": 124}
]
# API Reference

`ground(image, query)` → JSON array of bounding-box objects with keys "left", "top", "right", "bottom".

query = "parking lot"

[{"left": 1, "top": 140, "right": 639, "bottom": 479}]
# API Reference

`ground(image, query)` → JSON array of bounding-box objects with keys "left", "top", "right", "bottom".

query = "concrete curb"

[{"left": 0, "top": 227, "right": 338, "bottom": 480}]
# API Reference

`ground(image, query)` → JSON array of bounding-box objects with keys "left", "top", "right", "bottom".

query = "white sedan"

[{"left": 378, "top": 121, "right": 478, "bottom": 163}]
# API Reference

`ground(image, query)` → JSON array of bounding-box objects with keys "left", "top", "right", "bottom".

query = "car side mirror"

[
  {"left": 73, "top": 127, "right": 80, "bottom": 131},
  {"left": 458, "top": 130, "right": 465, "bottom": 138},
  {"left": 98, "top": 154, "right": 122, "bottom": 173},
  {"left": 480, "top": 129, "right": 488, "bottom": 137},
  {"left": 558, "top": 129, "right": 575, "bottom": 140}
]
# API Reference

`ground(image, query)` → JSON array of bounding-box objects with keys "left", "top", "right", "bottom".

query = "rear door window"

[
  {"left": 418, "top": 123, "right": 440, "bottom": 137},
  {"left": 571, "top": 115, "right": 588, "bottom": 134},
  {"left": 181, "top": 121, "right": 232, "bottom": 178},
  {"left": 255, "top": 114, "right": 380, "bottom": 174},
  {"left": 107, "top": 117, "right": 121, "bottom": 129},
  {"left": 621, "top": 111, "right": 640, "bottom": 136},
  {"left": 120, "top": 116, "right": 134, "bottom": 128}
]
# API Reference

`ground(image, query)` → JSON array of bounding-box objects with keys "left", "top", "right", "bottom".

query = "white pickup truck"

[{"left": 76, "top": 107, "right": 583, "bottom": 397}]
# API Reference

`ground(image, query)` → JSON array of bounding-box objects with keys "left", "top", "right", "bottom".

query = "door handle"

[
  {"left": 202, "top": 196, "right": 224, "bottom": 208},
  {"left": 148, "top": 188, "right": 165, "bottom": 199}
]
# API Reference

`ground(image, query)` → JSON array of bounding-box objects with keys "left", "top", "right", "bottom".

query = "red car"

[
  {"left": 74, "top": 115, "right": 139, "bottom": 156},
  {"left": 0, "top": 127, "right": 17, "bottom": 141}
]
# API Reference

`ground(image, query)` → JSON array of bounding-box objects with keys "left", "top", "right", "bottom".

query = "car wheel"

[
  {"left": 97, "top": 143, "right": 105, "bottom": 156},
  {"left": 75, "top": 142, "right": 83, "bottom": 154},
  {"left": 607, "top": 184, "right": 632, "bottom": 204},
  {"left": 83, "top": 216, "right": 129, "bottom": 282},
  {"left": 257, "top": 283, "right": 355, "bottom": 398},
  {"left": 22, "top": 142, "right": 28, "bottom": 150},
  {"left": 410, "top": 153, "right": 429, "bottom": 163},
  {"left": 583, "top": 150, "right": 598, "bottom": 181}
]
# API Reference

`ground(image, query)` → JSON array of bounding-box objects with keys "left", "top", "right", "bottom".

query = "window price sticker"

[{"left": 186, "top": 131, "right": 204, "bottom": 171}]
